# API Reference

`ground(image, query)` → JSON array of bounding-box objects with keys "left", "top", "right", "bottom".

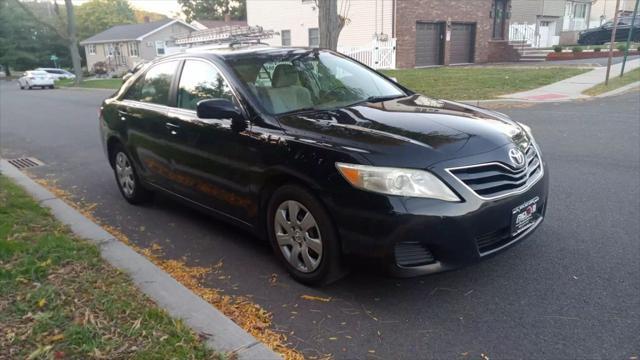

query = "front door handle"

[{"left": 165, "top": 122, "right": 180, "bottom": 135}]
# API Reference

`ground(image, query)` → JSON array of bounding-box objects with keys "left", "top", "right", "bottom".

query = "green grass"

[
  {"left": 0, "top": 176, "right": 220, "bottom": 359},
  {"left": 583, "top": 67, "right": 640, "bottom": 96},
  {"left": 55, "top": 78, "right": 123, "bottom": 89},
  {"left": 381, "top": 67, "right": 590, "bottom": 100}
]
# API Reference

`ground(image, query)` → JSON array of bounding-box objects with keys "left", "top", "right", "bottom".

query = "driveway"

[{"left": 1, "top": 81, "right": 638, "bottom": 359}]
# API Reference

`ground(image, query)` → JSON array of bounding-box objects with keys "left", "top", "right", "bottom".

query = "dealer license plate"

[{"left": 511, "top": 196, "right": 540, "bottom": 236}]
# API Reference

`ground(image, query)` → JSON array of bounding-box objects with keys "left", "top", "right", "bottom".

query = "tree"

[
  {"left": 178, "top": 0, "right": 246, "bottom": 22},
  {"left": 76, "top": 0, "right": 136, "bottom": 42},
  {"left": 0, "top": 0, "right": 71, "bottom": 72},
  {"left": 133, "top": 9, "right": 167, "bottom": 23},
  {"left": 317, "top": 0, "right": 350, "bottom": 50},
  {"left": 14, "top": 0, "right": 83, "bottom": 84}
]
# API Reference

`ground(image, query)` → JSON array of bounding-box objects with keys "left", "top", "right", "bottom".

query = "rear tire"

[
  {"left": 110, "top": 144, "right": 153, "bottom": 205},
  {"left": 267, "top": 184, "right": 346, "bottom": 286}
]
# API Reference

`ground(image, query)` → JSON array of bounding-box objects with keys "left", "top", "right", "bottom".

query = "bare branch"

[{"left": 14, "top": 0, "right": 69, "bottom": 40}]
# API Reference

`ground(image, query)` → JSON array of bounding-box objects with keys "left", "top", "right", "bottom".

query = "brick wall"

[{"left": 395, "top": 0, "right": 511, "bottom": 68}]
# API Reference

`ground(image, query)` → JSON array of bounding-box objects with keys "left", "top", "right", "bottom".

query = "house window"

[
  {"left": 281, "top": 30, "right": 291, "bottom": 46},
  {"left": 574, "top": 3, "right": 587, "bottom": 19},
  {"left": 107, "top": 44, "right": 114, "bottom": 56},
  {"left": 128, "top": 42, "right": 139, "bottom": 57},
  {"left": 87, "top": 44, "right": 96, "bottom": 55},
  {"left": 308, "top": 28, "right": 319, "bottom": 48},
  {"left": 155, "top": 41, "right": 166, "bottom": 56}
]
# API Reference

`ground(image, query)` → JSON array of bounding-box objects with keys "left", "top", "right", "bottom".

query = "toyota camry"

[{"left": 99, "top": 46, "right": 548, "bottom": 285}]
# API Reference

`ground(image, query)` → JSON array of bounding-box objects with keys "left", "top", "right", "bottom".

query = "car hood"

[{"left": 277, "top": 94, "right": 529, "bottom": 168}]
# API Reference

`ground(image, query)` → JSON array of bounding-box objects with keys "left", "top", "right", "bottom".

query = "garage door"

[
  {"left": 450, "top": 23, "right": 475, "bottom": 64},
  {"left": 415, "top": 22, "right": 442, "bottom": 66}
]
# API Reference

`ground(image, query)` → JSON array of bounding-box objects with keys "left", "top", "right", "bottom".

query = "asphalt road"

[{"left": 1, "top": 81, "right": 639, "bottom": 359}]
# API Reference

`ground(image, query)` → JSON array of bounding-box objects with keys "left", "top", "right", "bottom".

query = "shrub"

[
  {"left": 617, "top": 43, "right": 628, "bottom": 52},
  {"left": 637, "top": 45, "right": 640, "bottom": 52},
  {"left": 553, "top": 45, "right": 563, "bottom": 53},
  {"left": 593, "top": 46, "right": 602, "bottom": 52},
  {"left": 572, "top": 46, "right": 583, "bottom": 53}
]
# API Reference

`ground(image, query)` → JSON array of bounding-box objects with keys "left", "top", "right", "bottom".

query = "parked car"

[
  {"left": 18, "top": 70, "right": 55, "bottom": 90},
  {"left": 99, "top": 47, "right": 548, "bottom": 285},
  {"left": 578, "top": 15, "right": 640, "bottom": 45},
  {"left": 36, "top": 67, "right": 76, "bottom": 80}
]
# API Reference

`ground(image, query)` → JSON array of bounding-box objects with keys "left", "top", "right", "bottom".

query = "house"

[
  {"left": 510, "top": 0, "right": 637, "bottom": 47},
  {"left": 246, "top": 0, "right": 519, "bottom": 68},
  {"left": 79, "top": 19, "right": 197, "bottom": 73},
  {"left": 191, "top": 16, "right": 248, "bottom": 30},
  {"left": 588, "top": 0, "right": 637, "bottom": 27}
]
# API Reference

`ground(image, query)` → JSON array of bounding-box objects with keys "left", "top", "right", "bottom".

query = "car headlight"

[
  {"left": 518, "top": 122, "right": 533, "bottom": 138},
  {"left": 335, "top": 163, "right": 460, "bottom": 201}
]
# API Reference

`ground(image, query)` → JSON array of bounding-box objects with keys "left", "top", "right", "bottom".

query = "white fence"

[
  {"left": 338, "top": 38, "right": 396, "bottom": 69},
  {"left": 509, "top": 22, "right": 559, "bottom": 48}
]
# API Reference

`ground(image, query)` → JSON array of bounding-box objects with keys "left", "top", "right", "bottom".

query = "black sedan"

[
  {"left": 99, "top": 46, "right": 548, "bottom": 285},
  {"left": 578, "top": 15, "right": 640, "bottom": 45}
]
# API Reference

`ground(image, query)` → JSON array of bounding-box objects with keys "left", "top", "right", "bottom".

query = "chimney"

[
  {"left": 144, "top": 16, "right": 150, "bottom": 23},
  {"left": 224, "top": 14, "right": 231, "bottom": 23}
]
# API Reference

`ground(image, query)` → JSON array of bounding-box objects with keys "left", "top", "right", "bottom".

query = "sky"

[{"left": 71, "top": 0, "right": 183, "bottom": 17}]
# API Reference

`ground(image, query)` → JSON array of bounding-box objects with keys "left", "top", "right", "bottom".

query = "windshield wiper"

[
  {"left": 364, "top": 94, "right": 406, "bottom": 103},
  {"left": 276, "top": 107, "right": 319, "bottom": 116}
]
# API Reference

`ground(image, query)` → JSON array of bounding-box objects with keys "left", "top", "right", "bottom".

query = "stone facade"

[{"left": 395, "top": 0, "right": 517, "bottom": 68}]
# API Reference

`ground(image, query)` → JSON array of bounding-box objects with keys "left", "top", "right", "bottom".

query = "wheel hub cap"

[{"left": 274, "top": 200, "right": 323, "bottom": 273}]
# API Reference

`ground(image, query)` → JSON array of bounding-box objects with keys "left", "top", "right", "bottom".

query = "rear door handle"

[{"left": 165, "top": 122, "right": 180, "bottom": 135}]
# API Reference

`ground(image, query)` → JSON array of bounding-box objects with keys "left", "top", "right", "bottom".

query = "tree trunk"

[
  {"left": 318, "top": 0, "right": 340, "bottom": 50},
  {"left": 65, "top": 0, "right": 82, "bottom": 85}
]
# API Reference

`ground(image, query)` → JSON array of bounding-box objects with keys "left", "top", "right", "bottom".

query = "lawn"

[
  {"left": 583, "top": 67, "right": 640, "bottom": 96},
  {"left": 381, "top": 67, "right": 590, "bottom": 100},
  {"left": 56, "top": 78, "right": 123, "bottom": 89},
  {"left": 0, "top": 176, "right": 219, "bottom": 359}
]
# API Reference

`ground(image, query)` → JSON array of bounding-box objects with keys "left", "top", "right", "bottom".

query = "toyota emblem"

[{"left": 508, "top": 148, "right": 526, "bottom": 168}]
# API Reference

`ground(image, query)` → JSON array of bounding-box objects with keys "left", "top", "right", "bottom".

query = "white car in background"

[
  {"left": 36, "top": 68, "right": 76, "bottom": 80},
  {"left": 18, "top": 70, "right": 55, "bottom": 90}
]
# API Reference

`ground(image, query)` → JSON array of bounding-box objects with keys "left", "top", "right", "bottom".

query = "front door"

[{"left": 493, "top": 0, "right": 507, "bottom": 40}]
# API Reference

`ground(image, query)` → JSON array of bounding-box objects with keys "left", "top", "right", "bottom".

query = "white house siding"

[
  {"left": 139, "top": 23, "right": 194, "bottom": 60},
  {"left": 511, "top": 0, "right": 567, "bottom": 23},
  {"left": 246, "top": 0, "right": 393, "bottom": 48}
]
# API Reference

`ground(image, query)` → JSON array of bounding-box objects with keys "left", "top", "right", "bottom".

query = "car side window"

[
  {"left": 124, "top": 60, "right": 178, "bottom": 106},
  {"left": 177, "top": 60, "right": 234, "bottom": 111}
]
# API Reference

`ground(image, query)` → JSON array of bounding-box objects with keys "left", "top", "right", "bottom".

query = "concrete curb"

[
  {"left": 595, "top": 81, "right": 640, "bottom": 98},
  {"left": 0, "top": 159, "right": 281, "bottom": 360}
]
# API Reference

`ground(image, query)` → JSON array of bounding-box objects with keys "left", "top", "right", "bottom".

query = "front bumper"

[{"left": 325, "top": 158, "right": 549, "bottom": 277}]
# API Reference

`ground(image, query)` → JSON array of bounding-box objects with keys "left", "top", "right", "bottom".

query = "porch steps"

[{"left": 510, "top": 41, "right": 552, "bottom": 62}]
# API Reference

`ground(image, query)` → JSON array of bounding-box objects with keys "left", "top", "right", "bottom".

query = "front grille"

[
  {"left": 394, "top": 241, "right": 436, "bottom": 267},
  {"left": 448, "top": 145, "right": 542, "bottom": 199},
  {"left": 475, "top": 227, "right": 511, "bottom": 253}
]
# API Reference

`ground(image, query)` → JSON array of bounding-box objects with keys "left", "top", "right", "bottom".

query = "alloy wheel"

[
  {"left": 115, "top": 152, "right": 135, "bottom": 197},
  {"left": 274, "top": 200, "right": 323, "bottom": 273}
]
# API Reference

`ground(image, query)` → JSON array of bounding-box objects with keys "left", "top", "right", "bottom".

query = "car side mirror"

[{"left": 196, "top": 98, "right": 247, "bottom": 131}]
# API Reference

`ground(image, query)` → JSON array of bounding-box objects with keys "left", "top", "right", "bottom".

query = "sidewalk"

[{"left": 500, "top": 58, "right": 640, "bottom": 102}]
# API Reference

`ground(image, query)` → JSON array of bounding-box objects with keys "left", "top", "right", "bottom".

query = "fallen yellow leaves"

[
  {"left": 300, "top": 295, "right": 332, "bottom": 302},
  {"left": 34, "top": 178, "right": 305, "bottom": 360}
]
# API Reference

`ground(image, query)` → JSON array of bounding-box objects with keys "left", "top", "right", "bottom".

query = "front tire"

[
  {"left": 267, "top": 184, "right": 346, "bottom": 285},
  {"left": 111, "top": 144, "right": 153, "bottom": 204}
]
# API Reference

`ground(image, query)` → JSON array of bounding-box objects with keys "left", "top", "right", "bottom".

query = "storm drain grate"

[{"left": 7, "top": 157, "right": 44, "bottom": 169}]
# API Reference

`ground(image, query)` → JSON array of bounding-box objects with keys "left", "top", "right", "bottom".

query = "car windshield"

[
  {"left": 227, "top": 50, "right": 405, "bottom": 115},
  {"left": 30, "top": 71, "right": 48, "bottom": 76}
]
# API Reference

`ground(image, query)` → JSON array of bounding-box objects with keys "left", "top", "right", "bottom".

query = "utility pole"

[
  {"left": 605, "top": 0, "right": 622, "bottom": 86},
  {"left": 620, "top": 0, "right": 639, "bottom": 76}
]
